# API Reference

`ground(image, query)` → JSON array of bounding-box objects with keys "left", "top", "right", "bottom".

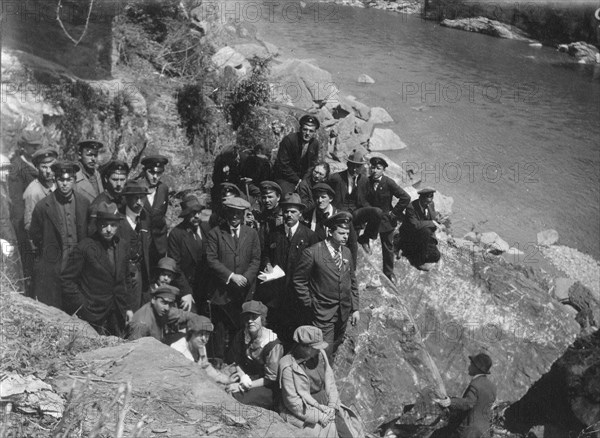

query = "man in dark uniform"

[
  {"left": 62, "top": 201, "right": 133, "bottom": 337},
  {"left": 30, "top": 162, "right": 89, "bottom": 309},
  {"left": 259, "top": 193, "right": 319, "bottom": 343},
  {"left": 23, "top": 147, "right": 57, "bottom": 233},
  {"left": 9, "top": 128, "right": 44, "bottom": 291},
  {"left": 74, "top": 139, "right": 104, "bottom": 203},
  {"left": 273, "top": 115, "right": 320, "bottom": 195},
  {"left": 168, "top": 193, "right": 211, "bottom": 313},
  {"left": 255, "top": 181, "right": 283, "bottom": 251},
  {"left": 292, "top": 211, "right": 360, "bottom": 360},
  {"left": 303, "top": 182, "right": 358, "bottom": 267},
  {"left": 206, "top": 196, "right": 261, "bottom": 365},
  {"left": 433, "top": 353, "right": 497, "bottom": 438},
  {"left": 87, "top": 160, "right": 129, "bottom": 236},
  {"left": 357, "top": 156, "right": 411, "bottom": 283},
  {"left": 396, "top": 187, "right": 442, "bottom": 271},
  {"left": 137, "top": 155, "right": 170, "bottom": 268},
  {"left": 329, "top": 148, "right": 383, "bottom": 255}
]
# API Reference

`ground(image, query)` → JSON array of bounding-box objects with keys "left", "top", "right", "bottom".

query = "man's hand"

[
  {"left": 239, "top": 374, "right": 253, "bottom": 391},
  {"left": 225, "top": 383, "right": 242, "bottom": 394},
  {"left": 125, "top": 310, "right": 134, "bottom": 324},
  {"left": 317, "top": 411, "right": 331, "bottom": 427},
  {"left": 350, "top": 310, "right": 360, "bottom": 326},
  {"left": 180, "top": 294, "right": 195, "bottom": 311},
  {"left": 433, "top": 397, "right": 451, "bottom": 408},
  {"left": 231, "top": 274, "right": 248, "bottom": 287}
]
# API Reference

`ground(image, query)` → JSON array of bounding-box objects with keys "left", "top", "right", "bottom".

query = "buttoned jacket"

[
  {"left": 74, "top": 168, "right": 103, "bottom": 203},
  {"left": 357, "top": 175, "right": 410, "bottom": 233}
]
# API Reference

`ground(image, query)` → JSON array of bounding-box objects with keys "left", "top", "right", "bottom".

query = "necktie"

[
  {"left": 287, "top": 229, "right": 293, "bottom": 241},
  {"left": 333, "top": 249, "right": 343, "bottom": 270},
  {"left": 424, "top": 208, "right": 429, "bottom": 220},
  {"left": 232, "top": 229, "right": 239, "bottom": 247},
  {"left": 373, "top": 179, "right": 380, "bottom": 191},
  {"left": 135, "top": 216, "right": 141, "bottom": 233},
  {"left": 349, "top": 176, "right": 357, "bottom": 194}
]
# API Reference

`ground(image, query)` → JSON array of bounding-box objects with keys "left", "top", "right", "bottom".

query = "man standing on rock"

[
  {"left": 396, "top": 187, "right": 442, "bottom": 271},
  {"left": 292, "top": 211, "right": 359, "bottom": 360},
  {"left": 274, "top": 115, "right": 320, "bottom": 195},
  {"left": 87, "top": 160, "right": 130, "bottom": 236},
  {"left": 74, "top": 139, "right": 104, "bottom": 203},
  {"left": 356, "top": 156, "right": 410, "bottom": 283}
]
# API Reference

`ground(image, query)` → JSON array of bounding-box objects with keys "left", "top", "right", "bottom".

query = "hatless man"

[
  {"left": 206, "top": 196, "right": 261, "bottom": 363},
  {"left": 356, "top": 156, "right": 411, "bottom": 283},
  {"left": 292, "top": 211, "right": 360, "bottom": 360},
  {"left": 87, "top": 160, "right": 129, "bottom": 236},
  {"left": 259, "top": 192, "right": 319, "bottom": 343},
  {"left": 255, "top": 181, "right": 283, "bottom": 251},
  {"left": 30, "top": 162, "right": 89, "bottom": 309},
  {"left": 61, "top": 201, "right": 133, "bottom": 336},
  {"left": 74, "top": 139, "right": 104, "bottom": 203},
  {"left": 23, "top": 147, "right": 57, "bottom": 232},
  {"left": 273, "top": 115, "right": 320, "bottom": 194}
]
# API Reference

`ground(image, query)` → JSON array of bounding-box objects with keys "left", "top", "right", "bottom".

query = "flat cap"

[
  {"left": 279, "top": 192, "right": 306, "bottom": 211},
  {"left": 312, "top": 183, "right": 335, "bottom": 198},
  {"left": 347, "top": 147, "right": 368, "bottom": 165},
  {"left": 121, "top": 180, "right": 150, "bottom": 196},
  {"left": 141, "top": 155, "right": 169, "bottom": 168},
  {"left": 222, "top": 196, "right": 251, "bottom": 210},
  {"left": 96, "top": 201, "right": 123, "bottom": 221},
  {"left": 77, "top": 139, "right": 104, "bottom": 151},
  {"left": 469, "top": 353, "right": 492, "bottom": 374},
  {"left": 324, "top": 211, "right": 353, "bottom": 230},
  {"left": 299, "top": 114, "right": 320, "bottom": 129},
  {"left": 51, "top": 161, "right": 80, "bottom": 177},
  {"left": 293, "top": 325, "right": 328, "bottom": 350},
  {"left": 151, "top": 284, "right": 179, "bottom": 301},
  {"left": 157, "top": 257, "right": 179, "bottom": 274},
  {"left": 179, "top": 193, "right": 204, "bottom": 218},
  {"left": 220, "top": 182, "right": 242, "bottom": 197},
  {"left": 18, "top": 128, "right": 45, "bottom": 146},
  {"left": 370, "top": 156, "right": 388, "bottom": 168},
  {"left": 187, "top": 315, "right": 214, "bottom": 333},
  {"left": 417, "top": 187, "right": 436, "bottom": 196},
  {"left": 259, "top": 180, "right": 282, "bottom": 195},
  {"left": 101, "top": 160, "right": 129, "bottom": 178},
  {"left": 32, "top": 148, "right": 58, "bottom": 165},
  {"left": 241, "top": 300, "right": 268, "bottom": 316}
]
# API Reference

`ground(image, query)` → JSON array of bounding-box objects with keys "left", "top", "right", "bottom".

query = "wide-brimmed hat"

[
  {"left": 469, "top": 353, "right": 492, "bottom": 374},
  {"left": 179, "top": 194, "right": 204, "bottom": 218},
  {"left": 293, "top": 326, "right": 328, "bottom": 350},
  {"left": 279, "top": 192, "right": 306, "bottom": 211},
  {"left": 121, "top": 180, "right": 150, "bottom": 196},
  {"left": 347, "top": 148, "right": 368, "bottom": 165},
  {"left": 96, "top": 201, "right": 123, "bottom": 221}
]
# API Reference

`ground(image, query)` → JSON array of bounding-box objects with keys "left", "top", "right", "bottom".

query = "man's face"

[
  {"left": 98, "top": 219, "right": 119, "bottom": 242},
  {"left": 225, "top": 207, "right": 243, "bottom": 228},
  {"left": 56, "top": 175, "right": 75, "bottom": 196},
  {"left": 311, "top": 166, "right": 327, "bottom": 183},
  {"left": 189, "top": 331, "right": 211, "bottom": 349},
  {"left": 420, "top": 195, "right": 433, "bottom": 208},
  {"left": 329, "top": 226, "right": 349, "bottom": 247},
  {"left": 107, "top": 172, "right": 127, "bottom": 194},
  {"left": 38, "top": 159, "right": 55, "bottom": 184},
  {"left": 145, "top": 168, "right": 163, "bottom": 186},
  {"left": 261, "top": 190, "right": 280, "bottom": 211},
  {"left": 187, "top": 211, "right": 202, "bottom": 228},
  {"left": 157, "top": 269, "right": 174, "bottom": 286},
  {"left": 79, "top": 147, "right": 98, "bottom": 172},
  {"left": 316, "top": 193, "right": 332, "bottom": 211},
  {"left": 151, "top": 296, "right": 174, "bottom": 318},
  {"left": 300, "top": 123, "right": 317, "bottom": 143},
  {"left": 370, "top": 164, "right": 385, "bottom": 180},
  {"left": 126, "top": 194, "right": 145, "bottom": 213},
  {"left": 347, "top": 162, "right": 362, "bottom": 177},
  {"left": 283, "top": 206, "right": 301, "bottom": 227}
]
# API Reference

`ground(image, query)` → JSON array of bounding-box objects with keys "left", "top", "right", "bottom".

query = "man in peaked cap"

[
  {"left": 355, "top": 156, "right": 411, "bottom": 283},
  {"left": 30, "top": 162, "right": 89, "bottom": 309},
  {"left": 206, "top": 196, "right": 261, "bottom": 365},
  {"left": 274, "top": 114, "right": 321, "bottom": 195},
  {"left": 208, "top": 182, "right": 244, "bottom": 229},
  {"left": 74, "top": 139, "right": 104, "bottom": 203},
  {"left": 259, "top": 192, "right": 319, "bottom": 344},
  {"left": 168, "top": 193, "right": 211, "bottom": 313},
  {"left": 137, "top": 154, "right": 170, "bottom": 268},
  {"left": 23, "top": 148, "right": 57, "bottom": 230},
  {"left": 292, "top": 211, "right": 359, "bottom": 360},
  {"left": 61, "top": 200, "right": 134, "bottom": 336},
  {"left": 87, "top": 160, "right": 130, "bottom": 236},
  {"left": 433, "top": 353, "right": 496, "bottom": 438},
  {"left": 396, "top": 187, "right": 442, "bottom": 271}
]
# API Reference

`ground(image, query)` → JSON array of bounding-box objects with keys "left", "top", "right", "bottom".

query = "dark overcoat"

[
  {"left": 399, "top": 199, "right": 439, "bottom": 232},
  {"left": 138, "top": 179, "right": 169, "bottom": 260},
  {"left": 357, "top": 175, "right": 410, "bottom": 233},
  {"left": 328, "top": 169, "right": 367, "bottom": 212},
  {"left": 273, "top": 132, "right": 319, "bottom": 186}
]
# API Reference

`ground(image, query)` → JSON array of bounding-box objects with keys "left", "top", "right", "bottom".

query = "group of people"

[{"left": 0, "top": 117, "right": 495, "bottom": 438}]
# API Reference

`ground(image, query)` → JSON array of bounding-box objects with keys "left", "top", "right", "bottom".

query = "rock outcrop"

[
  {"left": 558, "top": 42, "right": 600, "bottom": 64},
  {"left": 441, "top": 17, "right": 535, "bottom": 42}
]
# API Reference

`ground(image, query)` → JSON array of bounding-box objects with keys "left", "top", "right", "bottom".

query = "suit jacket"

[
  {"left": 273, "top": 132, "right": 319, "bottom": 185},
  {"left": 167, "top": 221, "right": 211, "bottom": 300},
  {"left": 29, "top": 191, "right": 89, "bottom": 309},
  {"left": 450, "top": 375, "right": 497, "bottom": 438},
  {"left": 357, "top": 175, "right": 410, "bottom": 233},
  {"left": 329, "top": 170, "right": 367, "bottom": 213},
  {"left": 302, "top": 206, "right": 358, "bottom": 265},
  {"left": 292, "top": 241, "right": 358, "bottom": 324},
  {"left": 136, "top": 178, "right": 169, "bottom": 257},
  {"left": 118, "top": 209, "right": 151, "bottom": 296},
  {"left": 61, "top": 234, "right": 133, "bottom": 337},
  {"left": 206, "top": 223, "right": 261, "bottom": 305},
  {"left": 74, "top": 168, "right": 103, "bottom": 203},
  {"left": 400, "top": 199, "right": 439, "bottom": 232}
]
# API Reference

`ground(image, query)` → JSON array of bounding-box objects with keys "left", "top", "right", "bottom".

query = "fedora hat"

[
  {"left": 469, "top": 353, "right": 492, "bottom": 374},
  {"left": 347, "top": 147, "right": 368, "bottom": 165},
  {"left": 96, "top": 201, "right": 123, "bottom": 221},
  {"left": 121, "top": 180, "right": 150, "bottom": 196},
  {"left": 279, "top": 192, "right": 306, "bottom": 211},
  {"left": 179, "top": 194, "right": 204, "bottom": 218}
]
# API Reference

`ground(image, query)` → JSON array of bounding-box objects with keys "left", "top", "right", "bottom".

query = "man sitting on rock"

[{"left": 396, "top": 187, "right": 442, "bottom": 271}]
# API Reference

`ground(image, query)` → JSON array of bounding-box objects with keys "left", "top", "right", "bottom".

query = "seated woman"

[
  {"left": 170, "top": 316, "right": 235, "bottom": 385},
  {"left": 225, "top": 300, "right": 283, "bottom": 410},
  {"left": 278, "top": 326, "right": 340, "bottom": 438}
]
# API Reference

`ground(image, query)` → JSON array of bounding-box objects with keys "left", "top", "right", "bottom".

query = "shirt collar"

[
  {"left": 125, "top": 206, "right": 139, "bottom": 221},
  {"left": 285, "top": 221, "right": 300, "bottom": 236}
]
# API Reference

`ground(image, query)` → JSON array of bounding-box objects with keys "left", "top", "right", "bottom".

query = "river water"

[{"left": 247, "top": 1, "right": 600, "bottom": 258}]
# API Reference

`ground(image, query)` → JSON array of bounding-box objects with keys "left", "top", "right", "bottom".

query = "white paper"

[{"left": 258, "top": 265, "right": 286, "bottom": 283}]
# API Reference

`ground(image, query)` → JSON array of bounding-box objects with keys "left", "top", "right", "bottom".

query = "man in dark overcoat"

[
  {"left": 356, "top": 156, "right": 411, "bottom": 283},
  {"left": 74, "top": 139, "right": 104, "bottom": 203},
  {"left": 206, "top": 196, "right": 261, "bottom": 364},
  {"left": 292, "top": 211, "right": 360, "bottom": 360},
  {"left": 29, "top": 162, "right": 89, "bottom": 309},
  {"left": 61, "top": 201, "right": 133, "bottom": 337},
  {"left": 87, "top": 160, "right": 129, "bottom": 236},
  {"left": 259, "top": 192, "right": 319, "bottom": 343},
  {"left": 273, "top": 115, "right": 320, "bottom": 194}
]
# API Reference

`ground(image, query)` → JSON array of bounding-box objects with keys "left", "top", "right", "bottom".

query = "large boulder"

[
  {"left": 369, "top": 107, "right": 394, "bottom": 124},
  {"left": 369, "top": 128, "right": 408, "bottom": 151},
  {"left": 211, "top": 46, "right": 251, "bottom": 76},
  {"left": 335, "top": 236, "right": 580, "bottom": 432},
  {"left": 537, "top": 229, "right": 560, "bottom": 246},
  {"left": 558, "top": 42, "right": 600, "bottom": 64},
  {"left": 440, "top": 17, "right": 534, "bottom": 42}
]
